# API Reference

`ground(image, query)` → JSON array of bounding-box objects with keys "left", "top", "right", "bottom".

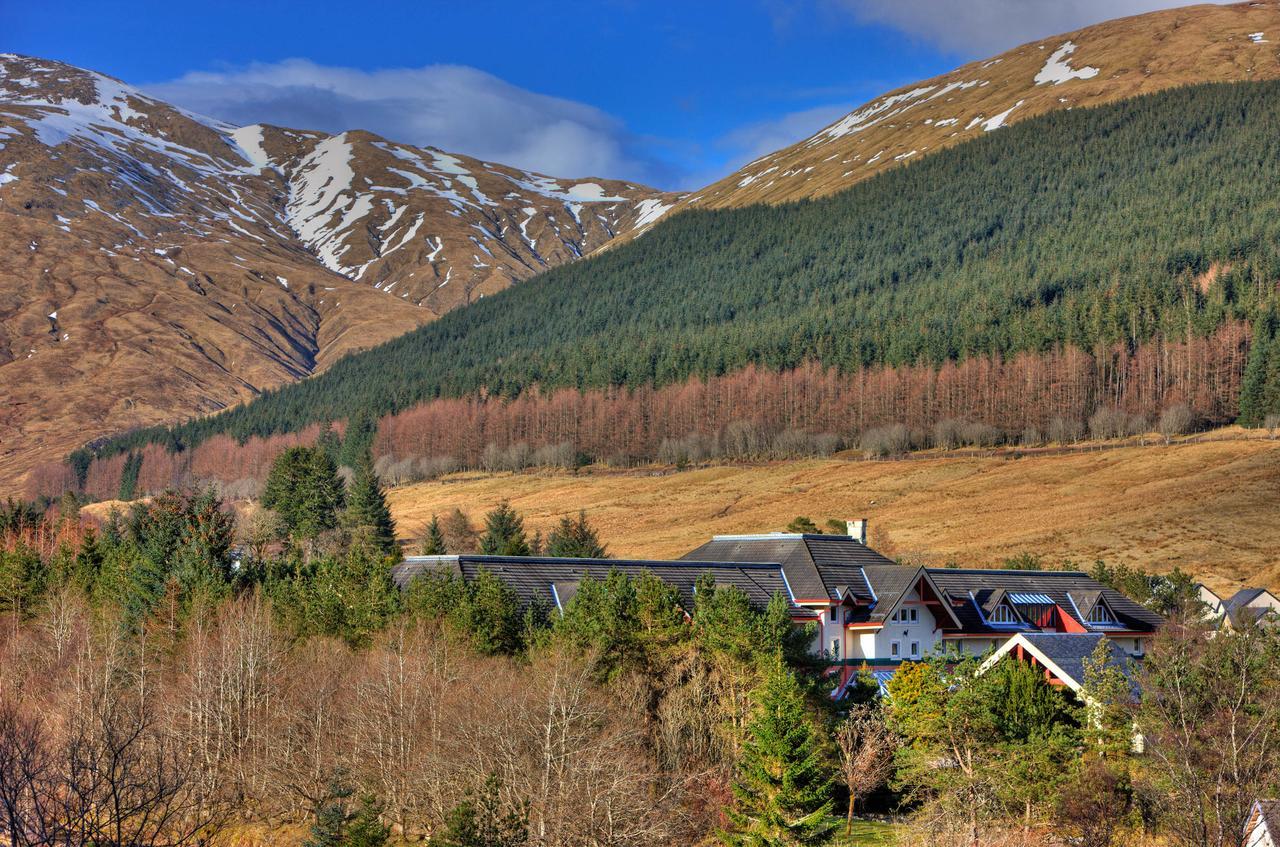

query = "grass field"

[
  {"left": 830, "top": 820, "right": 899, "bottom": 845},
  {"left": 387, "top": 430, "right": 1280, "bottom": 594}
]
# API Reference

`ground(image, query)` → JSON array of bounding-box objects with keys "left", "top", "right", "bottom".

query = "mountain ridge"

[{"left": 0, "top": 53, "right": 674, "bottom": 491}]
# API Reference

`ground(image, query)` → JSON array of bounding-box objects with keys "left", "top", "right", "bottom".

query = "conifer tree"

[
  {"left": 545, "top": 511, "right": 608, "bottom": 558},
  {"left": 420, "top": 514, "right": 447, "bottom": 555},
  {"left": 262, "top": 446, "right": 346, "bottom": 541},
  {"left": 347, "top": 794, "right": 391, "bottom": 847},
  {"left": 479, "top": 501, "right": 531, "bottom": 556},
  {"left": 722, "top": 655, "right": 836, "bottom": 847},
  {"left": 345, "top": 452, "right": 397, "bottom": 556},
  {"left": 303, "top": 774, "right": 353, "bottom": 847}
]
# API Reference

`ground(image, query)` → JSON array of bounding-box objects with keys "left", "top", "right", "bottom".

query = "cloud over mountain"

[
  {"left": 834, "top": 0, "right": 1234, "bottom": 56},
  {"left": 146, "top": 59, "right": 675, "bottom": 185}
]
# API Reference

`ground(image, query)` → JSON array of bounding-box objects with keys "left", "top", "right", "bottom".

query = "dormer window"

[
  {"left": 989, "top": 604, "right": 1019, "bottom": 625},
  {"left": 1087, "top": 602, "right": 1116, "bottom": 625}
]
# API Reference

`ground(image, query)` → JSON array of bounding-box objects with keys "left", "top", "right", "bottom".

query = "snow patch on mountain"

[{"left": 1035, "top": 42, "right": 1099, "bottom": 85}]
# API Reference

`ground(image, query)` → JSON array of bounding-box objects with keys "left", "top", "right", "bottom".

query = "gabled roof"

[
  {"left": 926, "top": 568, "right": 1164, "bottom": 634},
  {"left": 858, "top": 566, "right": 963, "bottom": 629},
  {"left": 391, "top": 555, "right": 811, "bottom": 617},
  {"left": 1069, "top": 589, "right": 1104, "bottom": 621},
  {"left": 679, "top": 533, "right": 896, "bottom": 602},
  {"left": 980, "top": 632, "right": 1134, "bottom": 695}
]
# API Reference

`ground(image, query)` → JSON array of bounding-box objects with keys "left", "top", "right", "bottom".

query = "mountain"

[
  {"left": 672, "top": 1, "right": 1280, "bottom": 213},
  {"left": 0, "top": 54, "right": 674, "bottom": 490},
  {"left": 62, "top": 77, "right": 1280, "bottom": 497}
]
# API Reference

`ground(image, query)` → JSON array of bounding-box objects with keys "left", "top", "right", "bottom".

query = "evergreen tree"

[
  {"left": 340, "top": 408, "right": 378, "bottom": 469},
  {"left": 420, "top": 514, "right": 447, "bottom": 554},
  {"left": 545, "top": 511, "right": 608, "bottom": 558},
  {"left": 344, "top": 452, "right": 397, "bottom": 557},
  {"left": 347, "top": 794, "right": 391, "bottom": 847},
  {"left": 262, "top": 447, "right": 346, "bottom": 541},
  {"left": 315, "top": 423, "right": 342, "bottom": 463},
  {"left": 430, "top": 775, "right": 528, "bottom": 847},
  {"left": 303, "top": 773, "right": 353, "bottom": 847},
  {"left": 479, "top": 501, "right": 531, "bottom": 556},
  {"left": 722, "top": 654, "right": 836, "bottom": 847},
  {"left": 786, "top": 517, "right": 822, "bottom": 534},
  {"left": 1238, "top": 310, "right": 1277, "bottom": 426}
]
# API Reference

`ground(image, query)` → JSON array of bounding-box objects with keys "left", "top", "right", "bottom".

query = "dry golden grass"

[{"left": 387, "top": 429, "right": 1280, "bottom": 595}]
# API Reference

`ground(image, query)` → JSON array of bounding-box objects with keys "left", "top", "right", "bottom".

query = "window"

[
  {"left": 988, "top": 603, "right": 1019, "bottom": 624},
  {"left": 890, "top": 610, "right": 899, "bottom": 623},
  {"left": 831, "top": 639, "right": 840, "bottom": 658},
  {"left": 831, "top": 606, "right": 841, "bottom": 624},
  {"left": 1087, "top": 602, "right": 1116, "bottom": 625},
  {"left": 909, "top": 608, "right": 919, "bottom": 623},
  {"left": 890, "top": 641, "right": 900, "bottom": 658},
  {"left": 910, "top": 641, "right": 920, "bottom": 658}
]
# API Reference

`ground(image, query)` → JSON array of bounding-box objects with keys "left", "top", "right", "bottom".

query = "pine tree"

[
  {"left": 345, "top": 452, "right": 397, "bottom": 556},
  {"left": 303, "top": 774, "right": 353, "bottom": 847},
  {"left": 347, "top": 794, "right": 391, "bottom": 847},
  {"left": 420, "top": 514, "right": 447, "bottom": 554},
  {"left": 430, "top": 775, "right": 528, "bottom": 847},
  {"left": 545, "top": 511, "right": 608, "bottom": 558},
  {"left": 263, "top": 447, "right": 346, "bottom": 541},
  {"left": 722, "top": 655, "right": 836, "bottom": 847},
  {"left": 479, "top": 501, "right": 531, "bottom": 556},
  {"left": 1238, "top": 313, "right": 1275, "bottom": 426}
]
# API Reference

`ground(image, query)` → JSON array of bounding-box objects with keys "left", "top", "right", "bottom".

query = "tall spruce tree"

[
  {"left": 262, "top": 446, "right": 346, "bottom": 541},
  {"left": 479, "top": 501, "right": 531, "bottom": 556},
  {"left": 722, "top": 655, "right": 836, "bottom": 847},
  {"left": 344, "top": 452, "right": 397, "bottom": 556},
  {"left": 545, "top": 511, "right": 608, "bottom": 558},
  {"left": 421, "top": 514, "right": 448, "bottom": 554}
]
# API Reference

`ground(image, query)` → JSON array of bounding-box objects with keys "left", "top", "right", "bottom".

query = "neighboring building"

[
  {"left": 390, "top": 554, "right": 817, "bottom": 622},
  {"left": 1244, "top": 799, "right": 1280, "bottom": 847},
  {"left": 977, "top": 632, "right": 1132, "bottom": 697},
  {"left": 1197, "top": 583, "right": 1227, "bottom": 624},
  {"left": 392, "top": 524, "right": 1163, "bottom": 687},
  {"left": 1222, "top": 588, "right": 1280, "bottom": 630}
]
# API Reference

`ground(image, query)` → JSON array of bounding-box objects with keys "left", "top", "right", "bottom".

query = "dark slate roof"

[
  {"left": 1014, "top": 633, "right": 1133, "bottom": 691},
  {"left": 391, "top": 555, "right": 810, "bottom": 616},
  {"left": 926, "top": 568, "right": 1164, "bottom": 633},
  {"left": 858, "top": 565, "right": 926, "bottom": 624},
  {"left": 679, "top": 534, "right": 895, "bottom": 601},
  {"left": 1227, "top": 588, "right": 1269, "bottom": 610}
]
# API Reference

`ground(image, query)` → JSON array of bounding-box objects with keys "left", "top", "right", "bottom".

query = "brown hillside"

[
  {"left": 658, "top": 1, "right": 1280, "bottom": 217},
  {"left": 385, "top": 432, "right": 1280, "bottom": 596}
]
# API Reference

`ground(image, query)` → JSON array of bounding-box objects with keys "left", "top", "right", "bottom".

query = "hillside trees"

[
  {"left": 57, "top": 81, "right": 1280, "bottom": 497},
  {"left": 344, "top": 453, "right": 397, "bottom": 557},
  {"left": 261, "top": 447, "right": 345, "bottom": 543}
]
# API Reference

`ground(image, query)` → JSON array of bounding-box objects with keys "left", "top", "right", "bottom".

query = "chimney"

[{"left": 846, "top": 519, "right": 867, "bottom": 544}]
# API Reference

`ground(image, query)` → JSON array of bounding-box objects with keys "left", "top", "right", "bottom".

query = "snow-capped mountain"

[
  {"left": 668, "top": 1, "right": 1280, "bottom": 213},
  {"left": 0, "top": 54, "right": 675, "bottom": 486}
]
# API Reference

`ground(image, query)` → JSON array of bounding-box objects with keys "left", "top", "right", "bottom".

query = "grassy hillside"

[
  {"left": 84, "top": 81, "right": 1280, "bottom": 462},
  {"left": 385, "top": 430, "right": 1280, "bottom": 594}
]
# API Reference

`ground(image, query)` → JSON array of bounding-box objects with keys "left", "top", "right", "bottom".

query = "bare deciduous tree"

[{"left": 834, "top": 703, "right": 897, "bottom": 837}]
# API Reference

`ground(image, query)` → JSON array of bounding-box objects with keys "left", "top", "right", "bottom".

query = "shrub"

[
  {"left": 1088, "top": 407, "right": 1130, "bottom": 440},
  {"left": 1048, "top": 416, "right": 1084, "bottom": 444},
  {"left": 1021, "top": 426, "right": 1043, "bottom": 447},
  {"left": 959, "top": 421, "right": 1002, "bottom": 448},
  {"left": 860, "top": 424, "right": 911, "bottom": 458},
  {"left": 933, "top": 418, "right": 964, "bottom": 450},
  {"left": 1158, "top": 404, "right": 1196, "bottom": 442}
]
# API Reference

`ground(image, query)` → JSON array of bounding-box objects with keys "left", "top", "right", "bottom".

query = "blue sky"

[{"left": 8, "top": 0, "right": 1211, "bottom": 188}]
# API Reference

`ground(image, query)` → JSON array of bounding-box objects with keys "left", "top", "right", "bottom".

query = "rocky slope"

[
  {"left": 674, "top": 1, "right": 1280, "bottom": 213},
  {"left": 0, "top": 54, "right": 674, "bottom": 491}
]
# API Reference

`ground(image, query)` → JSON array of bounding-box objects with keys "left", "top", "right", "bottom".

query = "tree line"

[
  {"left": 5, "top": 447, "right": 1280, "bottom": 845},
  {"left": 58, "top": 80, "right": 1280, "bottom": 488},
  {"left": 32, "top": 321, "right": 1253, "bottom": 501}
]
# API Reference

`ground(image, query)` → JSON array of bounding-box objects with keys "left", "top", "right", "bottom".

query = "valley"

[{"left": 383, "top": 429, "right": 1280, "bottom": 594}]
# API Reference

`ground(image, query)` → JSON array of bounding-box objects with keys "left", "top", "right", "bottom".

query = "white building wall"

[{"left": 845, "top": 588, "right": 941, "bottom": 663}]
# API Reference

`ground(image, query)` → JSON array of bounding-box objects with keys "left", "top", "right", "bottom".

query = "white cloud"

[
  {"left": 145, "top": 59, "right": 674, "bottom": 185},
  {"left": 832, "top": 0, "right": 1235, "bottom": 56},
  {"left": 720, "top": 102, "right": 856, "bottom": 162}
]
